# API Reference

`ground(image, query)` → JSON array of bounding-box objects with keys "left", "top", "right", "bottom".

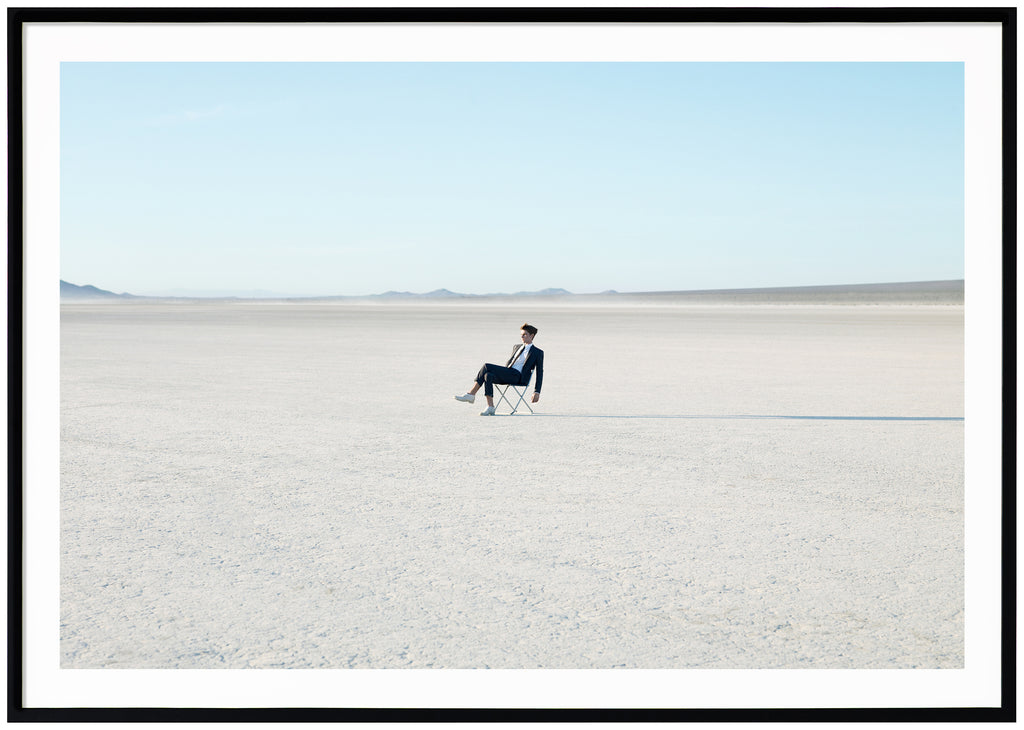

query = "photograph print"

[{"left": 14, "top": 9, "right": 1010, "bottom": 718}]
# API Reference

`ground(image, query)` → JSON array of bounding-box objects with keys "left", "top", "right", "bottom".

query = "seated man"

[{"left": 455, "top": 323, "right": 544, "bottom": 416}]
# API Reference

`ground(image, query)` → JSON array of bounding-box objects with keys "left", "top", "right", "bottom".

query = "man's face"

[{"left": 520, "top": 329, "right": 535, "bottom": 344}]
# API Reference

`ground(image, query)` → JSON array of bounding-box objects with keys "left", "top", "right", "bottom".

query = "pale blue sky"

[{"left": 61, "top": 62, "right": 963, "bottom": 296}]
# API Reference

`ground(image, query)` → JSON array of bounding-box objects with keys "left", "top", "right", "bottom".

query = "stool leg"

[
  {"left": 512, "top": 386, "right": 533, "bottom": 414},
  {"left": 520, "top": 388, "right": 534, "bottom": 413},
  {"left": 495, "top": 385, "right": 515, "bottom": 413},
  {"left": 507, "top": 386, "right": 520, "bottom": 414}
]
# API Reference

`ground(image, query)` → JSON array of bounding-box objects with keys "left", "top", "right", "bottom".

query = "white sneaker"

[
  {"left": 454, "top": 393, "right": 475, "bottom": 403},
  {"left": 479, "top": 406, "right": 496, "bottom": 416}
]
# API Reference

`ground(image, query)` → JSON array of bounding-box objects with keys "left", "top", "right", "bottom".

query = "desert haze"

[{"left": 60, "top": 288, "right": 963, "bottom": 668}]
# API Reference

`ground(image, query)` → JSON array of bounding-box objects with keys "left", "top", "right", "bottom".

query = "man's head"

[{"left": 520, "top": 323, "right": 537, "bottom": 344}]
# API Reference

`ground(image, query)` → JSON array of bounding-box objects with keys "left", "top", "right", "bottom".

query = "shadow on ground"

[{"left": 519, "top": 414, "right": 963, "bottom": 421}]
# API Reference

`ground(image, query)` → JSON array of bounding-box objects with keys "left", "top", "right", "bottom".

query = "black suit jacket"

[{"left": 506, "top": 344, "right": 544, "bottom": 393}]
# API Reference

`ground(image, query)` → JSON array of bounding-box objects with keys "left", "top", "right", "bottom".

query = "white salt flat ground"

[{"left": 60, "top": 300, "right": 963, "bottom": 668}]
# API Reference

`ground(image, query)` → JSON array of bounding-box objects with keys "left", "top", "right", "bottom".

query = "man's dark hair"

[{"left": 521, "top": 323, "right": 538, "bottom": 336}]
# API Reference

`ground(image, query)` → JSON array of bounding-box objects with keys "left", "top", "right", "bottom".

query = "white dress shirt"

[{"left": 511, "top": 343, "right": 531, "bottom": 372}]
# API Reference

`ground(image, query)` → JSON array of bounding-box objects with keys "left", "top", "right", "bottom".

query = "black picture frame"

[{"left": 9, "top": 5, "right": 1015, "bottom": 722}]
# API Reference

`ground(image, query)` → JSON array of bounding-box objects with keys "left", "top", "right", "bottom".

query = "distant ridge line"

[
  {"left": 60, "top": 279, "right": 964, "bottom": 302},
  {"left": 60, "top": 280, "right": 135, "bottom": 299},
  {"left": 640, "top": 279, "right": 964, "bottom": 296}
]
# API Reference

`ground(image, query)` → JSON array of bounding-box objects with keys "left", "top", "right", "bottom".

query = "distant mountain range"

[
  {"left": 358, "top": 287, "right": 573, "bottom": 300},
  {"left": 60, "top": 281, "right": 136, "bottom": 299},
  {"left": 60, "top": 280, "right": 965, "bottom": 303},
  {"left": 60, "top": 281, "right": 576, "bottom": 300}
]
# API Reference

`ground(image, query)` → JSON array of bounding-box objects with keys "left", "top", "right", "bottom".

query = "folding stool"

[{"left": 494, "top": 374, "right": 534, "bottom": 414}]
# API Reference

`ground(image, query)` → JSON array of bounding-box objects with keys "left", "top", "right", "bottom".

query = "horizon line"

[{"left": 60, "top": 278, "right": 966, "bottom": 301}]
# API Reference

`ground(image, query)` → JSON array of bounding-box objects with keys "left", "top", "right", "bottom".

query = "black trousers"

[{"left": 475, "top": 363, "right": 524, "bottom": 397}]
